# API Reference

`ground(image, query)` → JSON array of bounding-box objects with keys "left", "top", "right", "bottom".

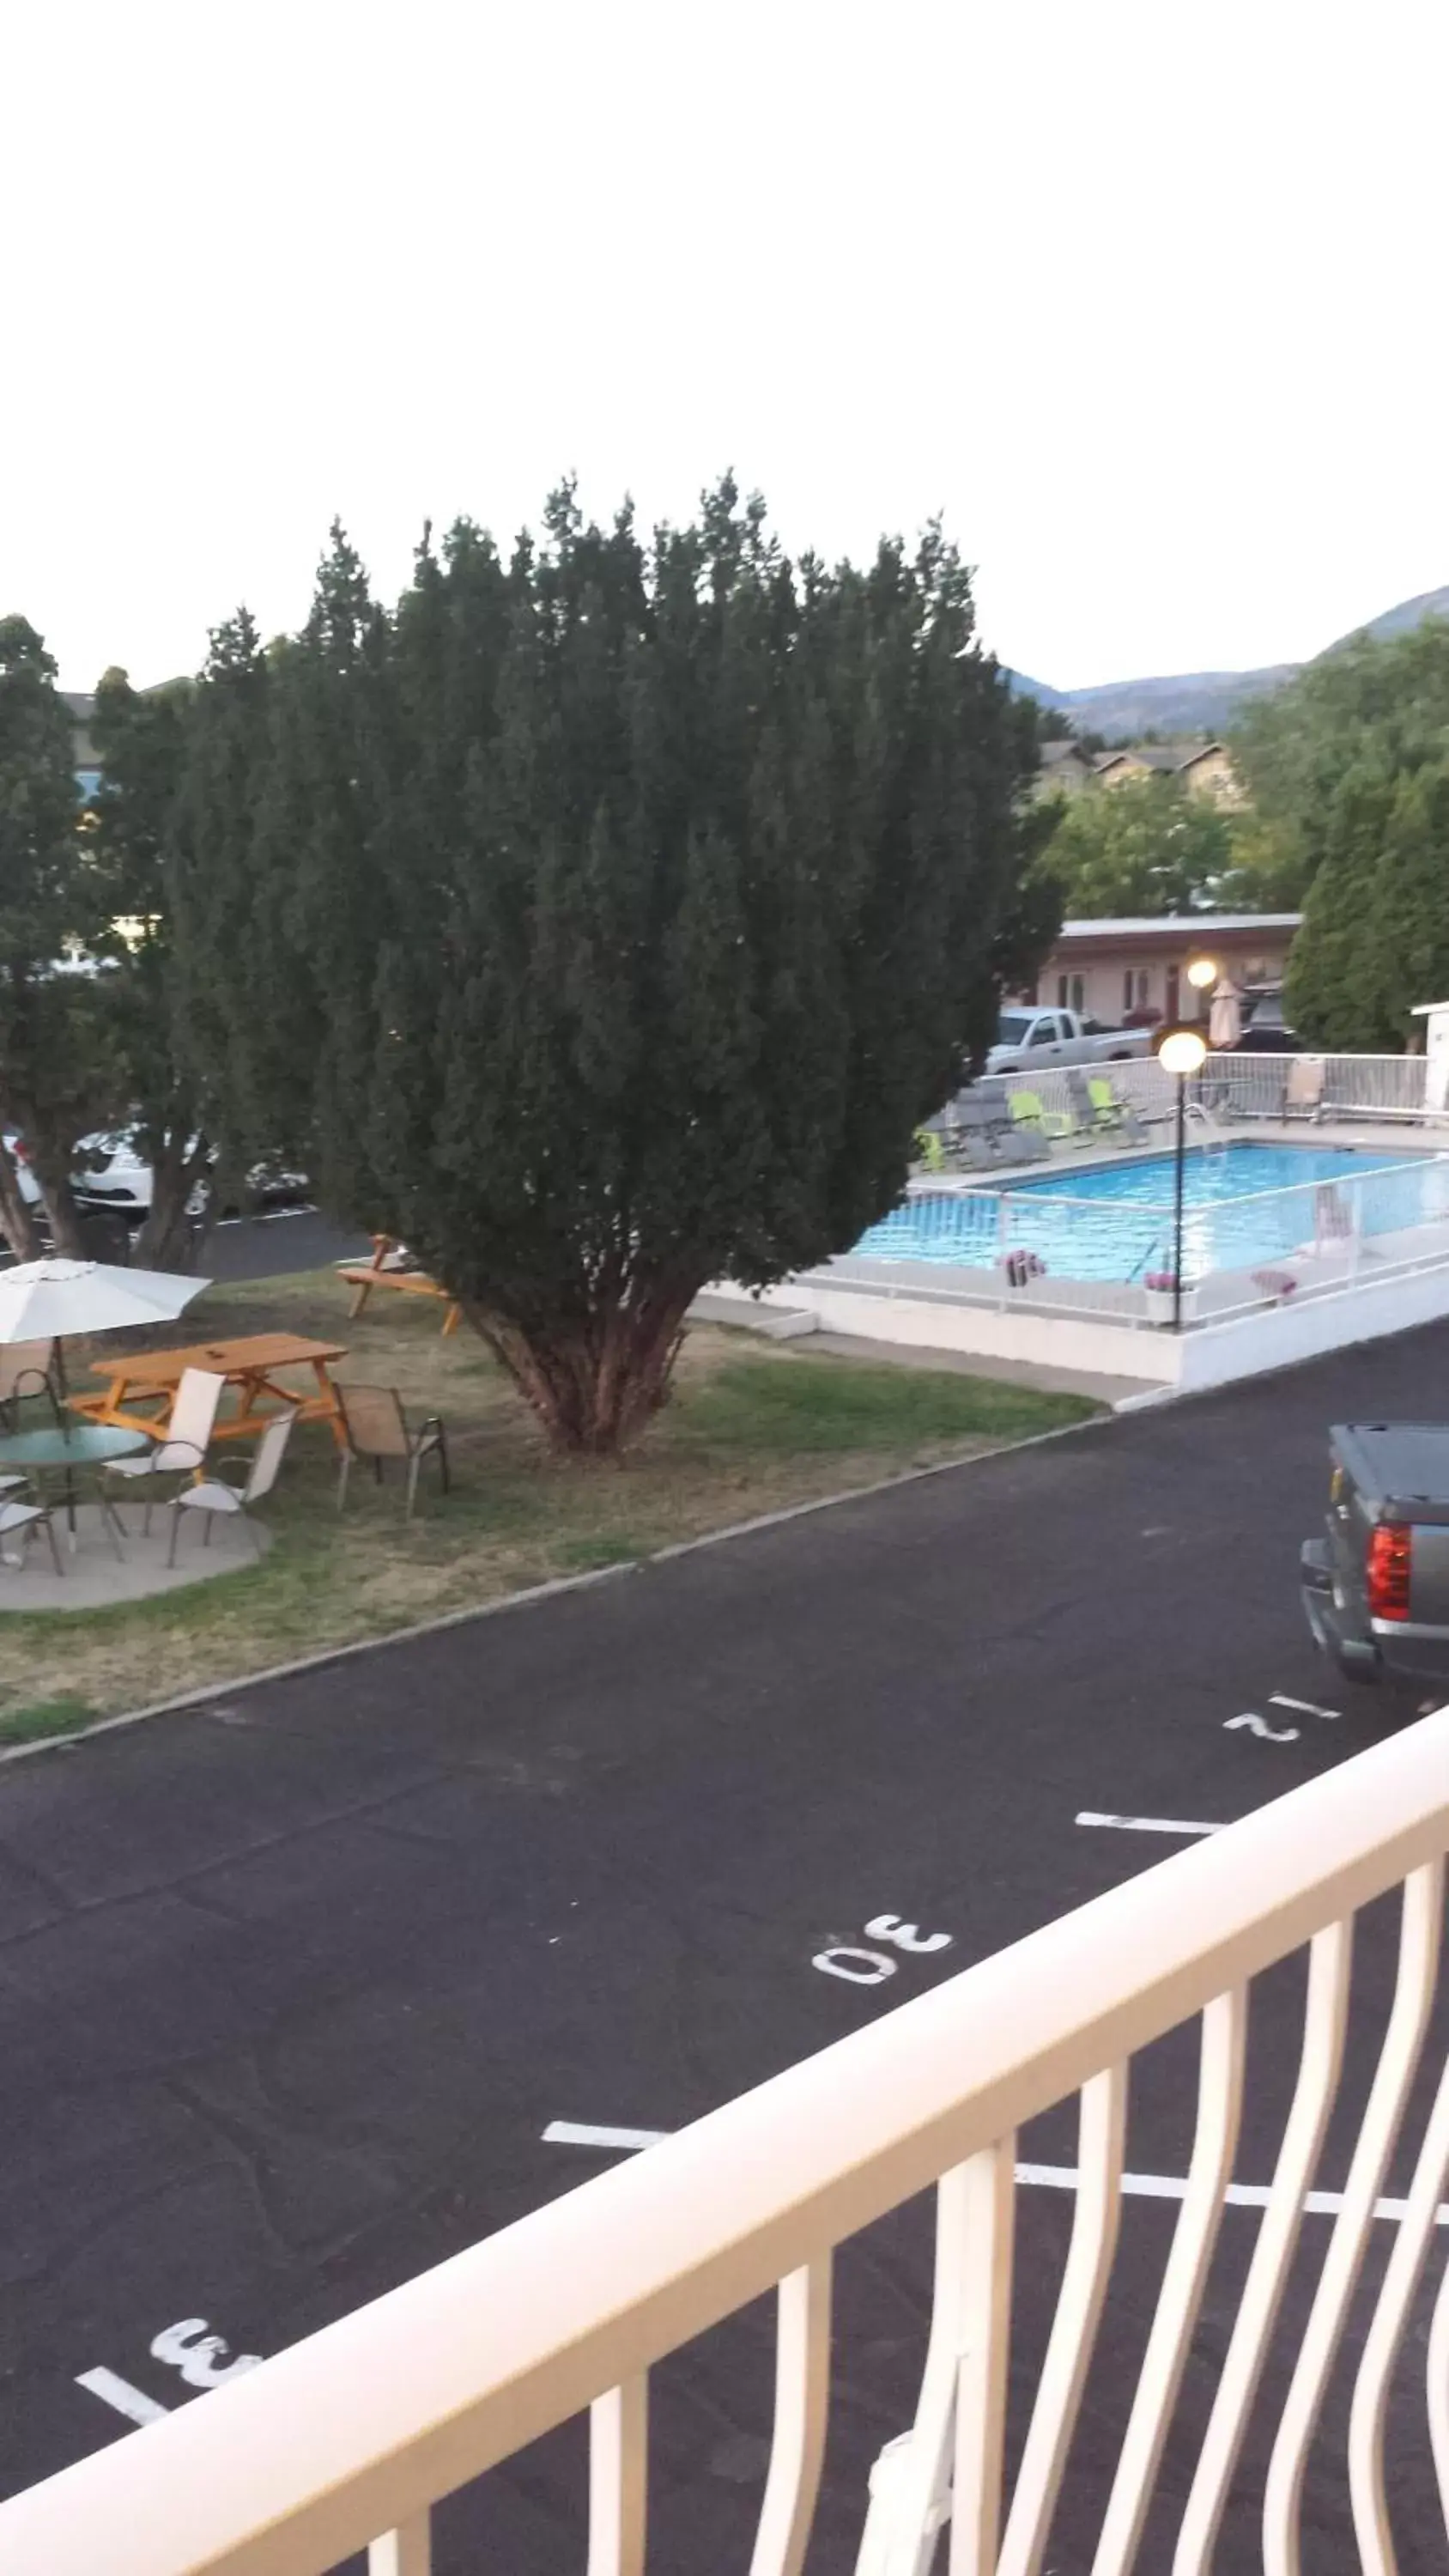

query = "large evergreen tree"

[
  {"left": 1265, "top": 621, "right": 1449, "bottom": 1048},
  {"left": 184, "top": 484, "right": 1045, "bottom": 1451}
]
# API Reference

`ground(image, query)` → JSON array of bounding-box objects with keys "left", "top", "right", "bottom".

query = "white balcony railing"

[{"left": 3, "top": 1716, "right": 1449, "bottom": 2573}]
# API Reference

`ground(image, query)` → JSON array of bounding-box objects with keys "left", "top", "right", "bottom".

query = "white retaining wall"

[{"left": 743, "top": 1255, "right": 1449, "bottom": 1393}]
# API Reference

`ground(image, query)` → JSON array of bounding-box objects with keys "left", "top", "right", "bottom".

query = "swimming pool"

[{"left": 848, "top": 1144, "right": 1449, "bottom": 1285}]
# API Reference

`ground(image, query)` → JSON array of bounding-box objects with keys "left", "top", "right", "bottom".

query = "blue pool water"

[{"left": 849, "top": 1144, "right": 1449, "bottom": 1285}]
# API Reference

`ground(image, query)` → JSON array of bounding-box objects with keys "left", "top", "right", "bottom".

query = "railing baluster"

[
  {"left": 1264, "top": 1859, "right": 1444, "bottom": 2576},
  {"left": 997, "top": 2067, "right": 1126, "bottom": 2576},
  {"left": 1428, "top": 2215, "right": 1449, "bottom": 2521},
  {"left": 748, "top": 2259, "right": 833, "bottom": 2576},
  {"left": 587, "top": 2377, "right": 647, "bottom": 2576},
  {"left": 949, "top": 2137, "right": 1017, "bottom": 2576},
  {"left": 854, "top": 2161, "right": 971, "bottom": 2576},
  {"left": 1173, "top": 1919, "right": 1353, "bottom": 2574},
  {"left": 1091, "top": 1986, "right": 1247, "bottom": 2576},
  {"left": 370, "top": 2516, "right": 431, "bottom": 2575},
  {"left": 1347, "top": 2044, "right": 1449, "bottom": 2572}
]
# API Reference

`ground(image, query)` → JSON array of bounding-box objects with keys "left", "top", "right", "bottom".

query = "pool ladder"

[{"left": 1185, "top": 1100, "right": 1228, "bottom": 1154}]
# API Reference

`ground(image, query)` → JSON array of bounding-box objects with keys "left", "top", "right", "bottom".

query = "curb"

[{"left": 0, "top": 1406, "right": 1115, "bottom": 1771}]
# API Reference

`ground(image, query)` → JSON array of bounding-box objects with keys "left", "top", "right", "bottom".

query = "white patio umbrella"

[
  {"left": 1209, "top": 975, "right": 1244, "bottom": 1049},
  {"left": 0, "top": 1259, "right": 209, "bottom": 1393}
]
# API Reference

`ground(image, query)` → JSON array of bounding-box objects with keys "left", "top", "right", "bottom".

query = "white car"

[{"left": 71, "top": 1130, "right": 311, "bottom": 1222}]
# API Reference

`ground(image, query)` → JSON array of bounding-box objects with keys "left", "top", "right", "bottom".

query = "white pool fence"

[
  {"left": 886, "top": 1054, "right": 1449, "bottom": 1335},
  {"left": 989, "top": 1050, "right": 1440, "bottom": 1134}
]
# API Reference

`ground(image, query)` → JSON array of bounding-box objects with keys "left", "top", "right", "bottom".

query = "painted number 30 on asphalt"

[{"left": 812, "top": 1913, "right": 953, "bottom": 1987}]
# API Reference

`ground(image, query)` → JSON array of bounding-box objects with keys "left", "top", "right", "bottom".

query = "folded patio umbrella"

[
  {"left": 0, "top": 1259, "right": 209, "bottom": 1393},
  {"left": 1209, "top": 977, "right": 1244, "bottom": 1049}
]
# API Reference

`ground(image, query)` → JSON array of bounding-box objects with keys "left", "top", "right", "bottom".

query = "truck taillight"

[{"left": 1367, "top": 1523, "right": 1412, "bottom": 1622}]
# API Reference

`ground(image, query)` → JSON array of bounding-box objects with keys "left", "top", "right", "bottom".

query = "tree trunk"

[
  {"left": 464, "top": 1279, "right": 700, "bottom": 1455},
  {"left": 0, "top": 1144, "right": 40, "bottom": 1261},
  {"left": 25, "top": 1143, "right": 88, "bottom": 1259},
  {"left": 136, "top": 1133, "right": 212, "bottom": 1272}
]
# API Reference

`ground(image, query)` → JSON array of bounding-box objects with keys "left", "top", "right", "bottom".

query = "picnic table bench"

[
  {"left": 68, "top": 1334, "right": 352, "bottom": 1450},
  {"left": 336, "top": 1238, "right": 461, "bottom": 1335}
]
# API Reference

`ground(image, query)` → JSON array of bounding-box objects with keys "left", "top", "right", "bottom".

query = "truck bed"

[{"left": 1332, "top": 1423, "right": 1449, "bottom": 1528}]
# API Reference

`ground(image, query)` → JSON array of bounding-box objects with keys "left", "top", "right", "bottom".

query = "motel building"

[{"left": 1022, "top": 912, "right": 1302, "bottom": 1028}]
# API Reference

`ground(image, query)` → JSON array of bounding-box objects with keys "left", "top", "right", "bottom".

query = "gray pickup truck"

[{"left": 1301, "top": 1424, "right": 1449, "bottom": 1690}]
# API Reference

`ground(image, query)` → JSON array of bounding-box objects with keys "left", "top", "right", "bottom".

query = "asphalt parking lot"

[{"left": 1, "top": 1320, "right": 1446, "bottom": 2570}]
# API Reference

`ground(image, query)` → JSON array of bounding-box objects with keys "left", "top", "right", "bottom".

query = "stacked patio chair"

[
  {"left": 998, "top": 1092, "right": 1054, "bottom": 1162},
  {"left": 1069, "top": 1072, "right": 1152, "bottom": 1148},
  {"left": 938, "top": 1095, "right": 1010, "bottom": 1172}
]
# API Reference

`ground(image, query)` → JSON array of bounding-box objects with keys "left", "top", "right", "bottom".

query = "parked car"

[
  {"left": 1301, "top": 1423, "right": 1449, "bottom": 1690},
  {"left": 1234, "top": 986, "right": 1303, "bottom": 1054},
  {"left": 985, "top": 1006, "right": 1155, "bottom": 1078},
  {"left": 71, "top": 1129, "right": 312, "bottom": 1223}
]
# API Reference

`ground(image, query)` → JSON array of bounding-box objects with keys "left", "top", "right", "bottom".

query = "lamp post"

[
  {"left": 1156, "top": 1025, "right": 1209, "bottom": 1328},
  {"left": 1185, "top": 953, "right": 1218, "bottom": 1026}
]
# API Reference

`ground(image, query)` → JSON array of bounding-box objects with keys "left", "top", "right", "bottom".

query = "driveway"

[{"left": 0, "top": 1323, "right": 1442, "bottom": 2570}]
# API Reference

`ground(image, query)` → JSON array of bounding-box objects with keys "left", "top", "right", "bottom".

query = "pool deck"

[{"left": 907, "top": 1117, "right": 1449, "bottom": 1196}]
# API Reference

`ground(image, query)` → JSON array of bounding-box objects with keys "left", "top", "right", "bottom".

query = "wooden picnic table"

[
  {"left": 68, "top": 1334, "right": 352, "bottom": 1451},
  {"left": 336, "top": 1236, "right": 461, "bottom": 1335}
]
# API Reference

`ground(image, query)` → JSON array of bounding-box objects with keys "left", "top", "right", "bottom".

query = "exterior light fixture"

[{"left": 1155, "top": 1025, "right": 1210, "bottom": 1327}]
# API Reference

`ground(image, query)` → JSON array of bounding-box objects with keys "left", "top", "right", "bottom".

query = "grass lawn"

[{"left": 0, "top": 1269, "right": 1100, "bottom": 1744}]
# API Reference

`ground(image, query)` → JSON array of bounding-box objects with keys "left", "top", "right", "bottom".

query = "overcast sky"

[{"left": 4, "top": 1, "right": 1443, "bottom": 695}]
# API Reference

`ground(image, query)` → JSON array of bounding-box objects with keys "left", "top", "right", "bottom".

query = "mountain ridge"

[{"left": 1007, "top": 583, "right": 1449, "bottom": 738}]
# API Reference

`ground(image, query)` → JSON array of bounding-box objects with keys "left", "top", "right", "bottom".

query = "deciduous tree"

[{"left": 1039, "top": 770, "right": 1235, "bottom": 917}]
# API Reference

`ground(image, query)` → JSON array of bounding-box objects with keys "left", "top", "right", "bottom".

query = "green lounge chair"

[
  {"left": 1083, "top": 1074, "right": 1150, "bottom": 1146},
  {"left": 1009, "top": 1087, "right": 1074, "bottom": 1143}
]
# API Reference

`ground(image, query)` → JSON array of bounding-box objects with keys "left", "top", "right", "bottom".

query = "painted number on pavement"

[{"left": 813, "top": 1912, "right": 953, "bottom": 1986}]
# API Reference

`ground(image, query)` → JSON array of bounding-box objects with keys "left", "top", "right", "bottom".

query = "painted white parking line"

[
  {"left": 1016, "top": 2163, "right": 1448, "bottom": 2225},
  {"left": 1076, "top": 1811, "right": 1226, "bottom": 1837},
  {"left": 543, "top": 2119, "right": 671, "bottom": 2152},
  {"left": 76, "top": 2368, "right": 170, "bottom": 2427},
  {"left": 1268, "top": 1693, "right": 1341, "bottom": 1721},
  {"left": 543, "top": 2129, "right": 1447, "bottom": 2226}
]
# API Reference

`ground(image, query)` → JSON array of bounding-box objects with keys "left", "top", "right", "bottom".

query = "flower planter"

[{"left": 1144, "top": 1285, "right": 1196, "bottom": 1328}]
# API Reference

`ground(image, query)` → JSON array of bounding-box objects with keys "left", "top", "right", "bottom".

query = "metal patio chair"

[
  {"left": 104, "top": 1367, "right": 227, "bottom": 1534},
  {"left": 334, "top": 1383, "right": 450, "bottom": 1521},
  {"left": 0, "top": 1339, "right": 59, "bottom": 1431},
  {"left": 167, "top": 1408, "right": 298, "bottom": 1566},
  {"left": 0, "top": 1492, "right": 64, "bottom": 1577}
]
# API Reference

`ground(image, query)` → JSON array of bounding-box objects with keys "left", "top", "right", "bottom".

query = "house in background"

[
  {"left": 1032, "top": 738, "right": 1100, "bottom": 799},
  {"left": 1026, "top": 911, "right": 1301, "bottom": 1027},
  {"left": 1094, "top": 738, "right": 1244, "bottom": 806}
]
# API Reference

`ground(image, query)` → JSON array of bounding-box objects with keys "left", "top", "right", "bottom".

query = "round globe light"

[
  {"left": 1185, "top": 956, "right": 1219, "bottom": 991},
  {"left": 1158, "top": 1028, "right": 1209, "bottom": 1075}
]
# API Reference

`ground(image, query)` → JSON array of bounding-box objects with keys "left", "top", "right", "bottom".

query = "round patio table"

[{"left": 0, "top": 1424, "right": 150, "bottom": 1559}]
